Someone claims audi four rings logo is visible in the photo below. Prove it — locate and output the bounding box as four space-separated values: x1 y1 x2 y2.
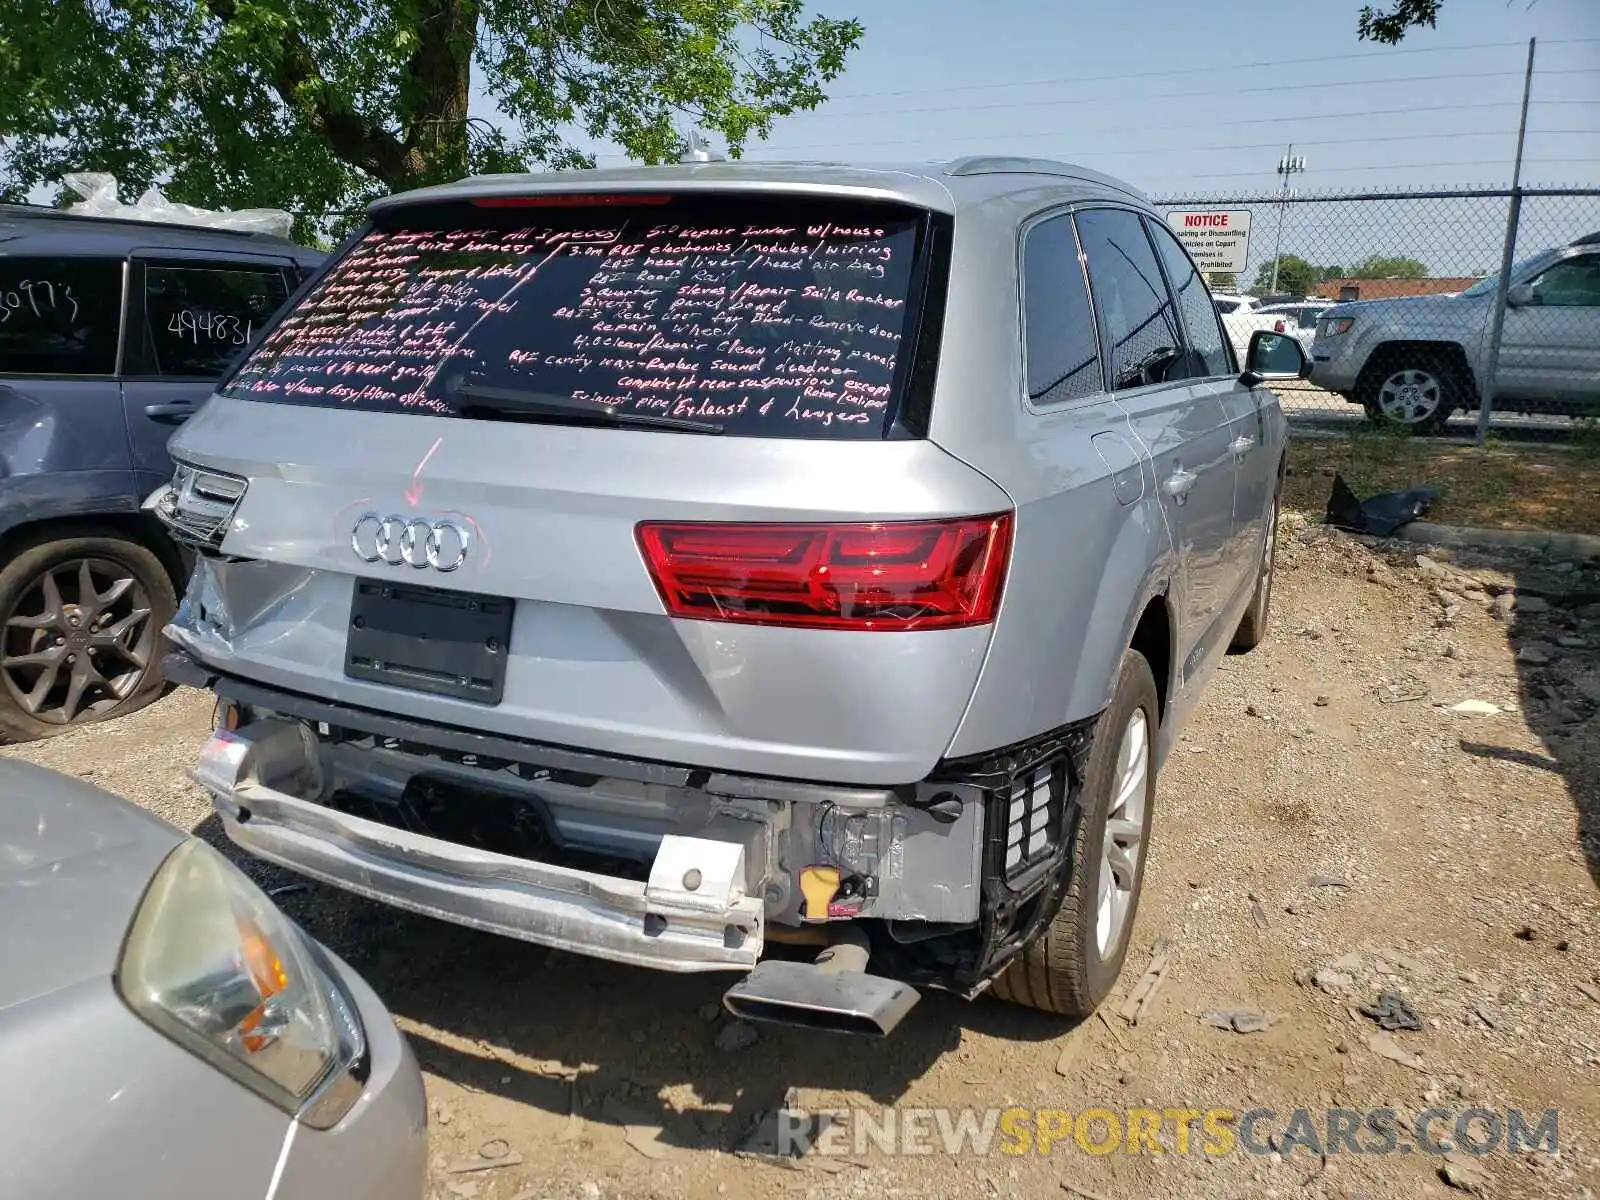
351 513 471 572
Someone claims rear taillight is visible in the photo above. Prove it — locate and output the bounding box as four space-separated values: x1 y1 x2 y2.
1274 319 1287 332
636 514 1013 631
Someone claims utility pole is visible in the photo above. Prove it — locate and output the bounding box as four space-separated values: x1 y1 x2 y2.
1474 38 1537 445
1269 146 1307 294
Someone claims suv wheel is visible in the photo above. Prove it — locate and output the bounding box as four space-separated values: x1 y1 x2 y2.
1230 484 1279 652
1359 355 1461 434
990 649 1159 1016
0 532 177 743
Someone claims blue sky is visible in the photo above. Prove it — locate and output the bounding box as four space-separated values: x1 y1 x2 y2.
571 0 1600 196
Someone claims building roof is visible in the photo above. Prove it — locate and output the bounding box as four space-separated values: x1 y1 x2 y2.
1312 277 1482 301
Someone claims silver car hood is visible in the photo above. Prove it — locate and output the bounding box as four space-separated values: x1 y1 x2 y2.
0 760 182 1012
1320 293 1475 321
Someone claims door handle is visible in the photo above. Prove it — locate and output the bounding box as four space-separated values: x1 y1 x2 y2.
1163 468 1198 503
144 402 197 424
1229 435 1256 455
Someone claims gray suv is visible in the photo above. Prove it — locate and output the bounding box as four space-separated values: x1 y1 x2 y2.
1310 230 1600 432
151 158 1300 1034
0 205 322 740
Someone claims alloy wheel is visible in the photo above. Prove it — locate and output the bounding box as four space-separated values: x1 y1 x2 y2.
1095 706 1151 957
1377 368 1443 424
1 558 156 725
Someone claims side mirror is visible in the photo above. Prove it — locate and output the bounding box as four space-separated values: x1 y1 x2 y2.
1506 282 1538 308
1242 329 1310 384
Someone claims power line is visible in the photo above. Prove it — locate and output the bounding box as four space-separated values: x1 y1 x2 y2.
823 37 1600 103
750 100 1600 155
1172 158 1598 182
779 67 1600 122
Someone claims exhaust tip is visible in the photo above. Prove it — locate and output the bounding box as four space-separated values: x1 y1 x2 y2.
722 960 920 1038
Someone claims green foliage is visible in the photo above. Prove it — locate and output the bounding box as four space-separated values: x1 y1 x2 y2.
1320 265 1346 281
1251 253 1320 296
1205 271 1238 292
1357 0 1442 44
1349 253 1429 280
0 0 862 241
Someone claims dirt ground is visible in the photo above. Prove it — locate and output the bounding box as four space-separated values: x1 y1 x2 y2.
6 514 1599 1200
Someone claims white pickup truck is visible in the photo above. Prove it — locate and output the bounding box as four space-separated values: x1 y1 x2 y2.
1213 293 1296 363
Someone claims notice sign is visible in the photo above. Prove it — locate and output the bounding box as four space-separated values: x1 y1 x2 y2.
1167 209 1253 275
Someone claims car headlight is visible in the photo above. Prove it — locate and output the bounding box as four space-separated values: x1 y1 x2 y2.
117 840 366 1127
1316 317 1354 338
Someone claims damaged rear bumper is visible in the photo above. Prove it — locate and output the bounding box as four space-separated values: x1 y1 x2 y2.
196 721 766 973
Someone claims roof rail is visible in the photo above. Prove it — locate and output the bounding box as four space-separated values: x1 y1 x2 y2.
942 156 1148 202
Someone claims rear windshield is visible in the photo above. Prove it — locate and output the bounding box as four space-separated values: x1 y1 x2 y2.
221 193 939 439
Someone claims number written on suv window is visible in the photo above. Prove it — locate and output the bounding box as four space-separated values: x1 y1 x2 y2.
0 257 123 376
136 263 292 378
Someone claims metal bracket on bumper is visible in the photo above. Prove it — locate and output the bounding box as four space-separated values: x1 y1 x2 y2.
195 723 765 973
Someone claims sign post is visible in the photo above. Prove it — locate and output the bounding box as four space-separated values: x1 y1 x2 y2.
1165 210 1253 281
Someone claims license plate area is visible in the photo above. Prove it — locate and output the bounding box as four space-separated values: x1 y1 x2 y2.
345 580 513 704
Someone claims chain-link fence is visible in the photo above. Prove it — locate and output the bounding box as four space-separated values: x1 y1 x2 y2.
1149 186 1600 442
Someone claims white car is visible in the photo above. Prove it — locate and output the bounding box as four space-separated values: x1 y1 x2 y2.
1256 301 1333 351
1213 293 1297 362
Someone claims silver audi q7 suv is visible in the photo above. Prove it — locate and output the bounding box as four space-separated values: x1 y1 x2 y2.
150 158 1301 1035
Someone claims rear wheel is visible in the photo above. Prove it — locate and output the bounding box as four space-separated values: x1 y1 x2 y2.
1358 353 1462 434
990 649 1159 1016
0 533 176 743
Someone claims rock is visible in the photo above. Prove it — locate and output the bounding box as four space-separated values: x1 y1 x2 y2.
1298 625 1324 640
1517 594 1551 613
1315 695 1330 706
1448 699 1500 715
1491 593 1516 620
1573 670 1600 705
1327 953 1365 972
1201 1009 1279 1034
1516 643 1558 665
1368 1031 1426 1071
715 1021 760 1053
1555 634 1588 649
1439 1149 1491 1193
1461 589 1490 605
1360 990 1423 1031
1514 925 1537 941
1441 643 1460 659
1314 969 1355 996
1416 555 1450 579
1309 875 1351 889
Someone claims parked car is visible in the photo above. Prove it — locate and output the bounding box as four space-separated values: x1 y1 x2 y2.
150 156 1304 1035
1310 231 1600 432
0 204 323 741
1257 301 1333 351
1213 292 1297 362
0 757 427 1198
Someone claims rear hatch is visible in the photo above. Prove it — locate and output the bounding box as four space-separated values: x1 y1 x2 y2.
166 184 1013 785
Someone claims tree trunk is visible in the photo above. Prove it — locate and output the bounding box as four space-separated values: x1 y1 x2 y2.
399 0 480 187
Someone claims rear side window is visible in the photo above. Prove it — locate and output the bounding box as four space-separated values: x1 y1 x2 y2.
1146 219 1232 377
1074 209 1184 391
223 195 941 440
1022 214 1102 404
0 257 123 376
134 262 292 378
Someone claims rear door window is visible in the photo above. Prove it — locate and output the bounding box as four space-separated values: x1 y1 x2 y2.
0 257 124 376
1022 213 1103 404
221 195 940 439
1074 209 1186 391
132 262 293 378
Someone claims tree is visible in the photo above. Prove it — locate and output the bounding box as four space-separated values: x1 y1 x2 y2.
1206 271 1238 292
0 0 862 236
1357 0 1442 44
1251 254 1318 297
1349 253 1429 280
1320 265 1346 282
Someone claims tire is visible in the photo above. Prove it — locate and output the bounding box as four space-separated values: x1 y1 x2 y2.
1357 351 1462 435
1230 483 1280 652
990 649 1160 1016
0 531 177 744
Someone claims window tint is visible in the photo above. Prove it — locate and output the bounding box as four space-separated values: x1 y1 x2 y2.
1213 298 1239 315
1023 214 1102 404
0 257 123 375
1074 209 1185 390
137 263 291 378
1529 255 1600 306
1147 218 1232 377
